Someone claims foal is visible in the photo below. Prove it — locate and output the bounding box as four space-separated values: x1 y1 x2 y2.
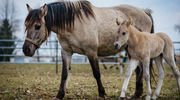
114 18 180 100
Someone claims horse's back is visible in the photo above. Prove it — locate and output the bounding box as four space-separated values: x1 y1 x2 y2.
156 32 173 48
92 5 153 56
114 5 152 32
61 5 154 56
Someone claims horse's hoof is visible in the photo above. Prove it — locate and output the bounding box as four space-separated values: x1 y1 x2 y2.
134 91 143 98
99 88 106 97
110 66 114 69
52 97 60 100
97 96 105 100
130 95 140 99
99 94 105 98
145 95 151 100
99 92 106 99
56 91 65 100
118 97 127 100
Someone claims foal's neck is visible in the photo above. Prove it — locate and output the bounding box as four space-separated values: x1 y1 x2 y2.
127 25 141 48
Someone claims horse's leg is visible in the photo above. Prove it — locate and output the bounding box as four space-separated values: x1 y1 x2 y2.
164 51 180 94
103 63 107 70
126 49 143 98
119 59 139 99
142 58 151 100
120 65 124 74
87 53 106 98
101 58 107 70
134 64 143 98
115 57 120 70
152 56 164 100
57 49 72 99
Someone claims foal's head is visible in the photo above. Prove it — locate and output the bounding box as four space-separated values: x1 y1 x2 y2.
23 4 48 56
114 18 132 49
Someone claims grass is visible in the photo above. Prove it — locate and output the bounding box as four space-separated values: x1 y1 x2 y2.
0 64 180 100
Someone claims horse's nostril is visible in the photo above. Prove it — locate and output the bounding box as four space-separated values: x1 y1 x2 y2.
23 47 30 54
114 44 119 49
26 48 30 53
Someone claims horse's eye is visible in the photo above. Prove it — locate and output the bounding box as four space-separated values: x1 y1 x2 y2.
35 25 41 30
122 32 126 35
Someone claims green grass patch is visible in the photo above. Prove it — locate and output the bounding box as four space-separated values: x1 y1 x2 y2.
0 64 180 100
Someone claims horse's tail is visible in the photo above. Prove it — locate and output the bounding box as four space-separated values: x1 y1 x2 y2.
144 9 154 34
144 9 157 86
174 48 177 62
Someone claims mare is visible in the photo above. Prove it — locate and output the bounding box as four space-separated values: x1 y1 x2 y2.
22 0 154 99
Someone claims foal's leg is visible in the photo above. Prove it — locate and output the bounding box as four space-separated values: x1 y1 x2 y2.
119 59 139 99
164 51 180 94
57 49 72 99
152 56 165 100
142 58 151 100
87 53 106 98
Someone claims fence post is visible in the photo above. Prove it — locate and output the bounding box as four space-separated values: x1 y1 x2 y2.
37 50 40 62
56 40 58 74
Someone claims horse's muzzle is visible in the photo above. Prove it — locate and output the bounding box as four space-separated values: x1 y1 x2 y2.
114 42 120 50
114 44 119 49
23 40 37 57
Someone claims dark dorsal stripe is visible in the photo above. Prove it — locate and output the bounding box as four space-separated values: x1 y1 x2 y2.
25 0 95 32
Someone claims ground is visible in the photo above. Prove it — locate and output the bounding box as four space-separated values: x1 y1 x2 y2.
0 64 180 100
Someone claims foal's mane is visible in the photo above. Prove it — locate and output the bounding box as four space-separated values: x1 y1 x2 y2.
25 0 95 32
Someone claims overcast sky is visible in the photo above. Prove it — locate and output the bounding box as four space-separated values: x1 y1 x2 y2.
2 0 180 42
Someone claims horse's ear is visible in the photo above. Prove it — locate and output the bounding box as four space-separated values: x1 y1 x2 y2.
116 18 121 26
126 17 132 27
40 4 48 17
26 4 32 12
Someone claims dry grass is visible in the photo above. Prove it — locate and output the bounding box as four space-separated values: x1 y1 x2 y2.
0 64 180 100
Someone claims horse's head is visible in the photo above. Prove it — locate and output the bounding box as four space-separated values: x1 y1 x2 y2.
114 18 132 49
23 4 48 56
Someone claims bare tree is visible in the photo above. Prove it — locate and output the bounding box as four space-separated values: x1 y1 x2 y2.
175 24 180 33
0 0 20 33
0 0 19 61
175 17 180 34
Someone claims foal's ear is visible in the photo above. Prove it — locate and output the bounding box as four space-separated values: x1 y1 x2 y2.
26 4 33 12
40 4 48 17
126 17 132 27
116 18 121 26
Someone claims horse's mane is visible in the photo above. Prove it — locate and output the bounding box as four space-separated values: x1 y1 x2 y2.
25 0 95 32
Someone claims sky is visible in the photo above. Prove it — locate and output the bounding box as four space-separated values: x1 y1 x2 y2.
0 0 180 44
3 0 179 42
0 0 179 57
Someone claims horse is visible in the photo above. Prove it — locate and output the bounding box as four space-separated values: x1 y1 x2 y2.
114 18 180 100
22 0 154 99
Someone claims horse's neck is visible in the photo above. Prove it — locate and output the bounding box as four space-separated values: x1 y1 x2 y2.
127 26 141 48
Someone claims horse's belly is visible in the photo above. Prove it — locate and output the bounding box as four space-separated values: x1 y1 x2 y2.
98 48 119 56
97 44 125 56
150 37 164 58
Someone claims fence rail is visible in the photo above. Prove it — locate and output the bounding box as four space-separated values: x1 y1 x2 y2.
0 39 180 64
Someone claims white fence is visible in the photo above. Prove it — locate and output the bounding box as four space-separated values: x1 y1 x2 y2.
0 40 180 64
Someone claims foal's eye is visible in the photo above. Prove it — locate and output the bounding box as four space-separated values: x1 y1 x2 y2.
122 32 126 35
35 25 41 30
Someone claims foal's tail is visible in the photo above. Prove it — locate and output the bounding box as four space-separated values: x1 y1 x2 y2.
144 9 157 86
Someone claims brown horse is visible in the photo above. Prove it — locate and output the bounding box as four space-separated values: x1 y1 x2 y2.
115 18 180 100
22 0 154 99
